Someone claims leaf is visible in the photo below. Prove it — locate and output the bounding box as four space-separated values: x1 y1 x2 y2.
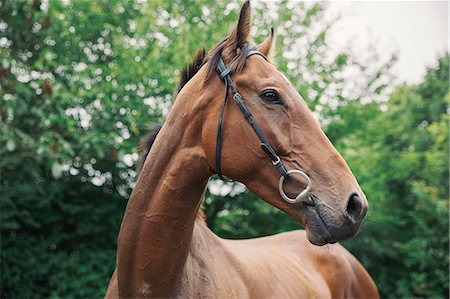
6 140 15 152
51 162 63 179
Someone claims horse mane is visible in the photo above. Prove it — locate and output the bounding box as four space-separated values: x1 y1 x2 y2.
177 40 255 94
137 124 207 223
137 123 163 173
177 49 207 93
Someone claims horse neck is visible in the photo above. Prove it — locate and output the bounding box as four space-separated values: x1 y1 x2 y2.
116 88 213 298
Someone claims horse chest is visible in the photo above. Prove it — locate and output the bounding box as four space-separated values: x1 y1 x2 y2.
177 240 332 299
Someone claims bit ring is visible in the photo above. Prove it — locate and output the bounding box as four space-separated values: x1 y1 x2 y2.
279 170 312 204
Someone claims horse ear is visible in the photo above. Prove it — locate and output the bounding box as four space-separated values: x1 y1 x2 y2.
257 27 275 59
228 0 251 48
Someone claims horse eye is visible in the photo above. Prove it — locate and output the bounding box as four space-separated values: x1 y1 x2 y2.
260 90 283 105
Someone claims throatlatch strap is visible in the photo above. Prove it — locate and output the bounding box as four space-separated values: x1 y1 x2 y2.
215 50 289 179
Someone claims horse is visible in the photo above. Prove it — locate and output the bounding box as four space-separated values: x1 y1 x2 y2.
105 2 379 298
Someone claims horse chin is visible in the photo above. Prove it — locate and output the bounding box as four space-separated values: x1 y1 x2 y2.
302 205 337 246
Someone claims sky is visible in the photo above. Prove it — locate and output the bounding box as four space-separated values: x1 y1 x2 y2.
326 1 448 84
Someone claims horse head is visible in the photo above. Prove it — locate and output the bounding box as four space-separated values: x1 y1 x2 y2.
178 1 368 246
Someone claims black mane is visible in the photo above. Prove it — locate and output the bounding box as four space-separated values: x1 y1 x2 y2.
137 123 163 173
177 49 207 93
176 41 256 94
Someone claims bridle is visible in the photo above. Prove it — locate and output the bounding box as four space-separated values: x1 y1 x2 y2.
215 48 312 205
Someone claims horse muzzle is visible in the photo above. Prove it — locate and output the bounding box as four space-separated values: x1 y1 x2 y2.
299 193 368 246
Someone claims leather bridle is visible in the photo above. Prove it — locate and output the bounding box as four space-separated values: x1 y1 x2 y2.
215 48 313 205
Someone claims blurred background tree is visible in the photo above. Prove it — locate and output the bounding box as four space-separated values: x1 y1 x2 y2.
0 0 448 298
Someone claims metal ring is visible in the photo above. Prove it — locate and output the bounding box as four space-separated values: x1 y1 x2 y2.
278 170 312 204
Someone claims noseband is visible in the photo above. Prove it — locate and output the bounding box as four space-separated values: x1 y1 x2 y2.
215 49 312 205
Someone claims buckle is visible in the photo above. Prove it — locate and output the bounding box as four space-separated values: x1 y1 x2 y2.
272 156 281 166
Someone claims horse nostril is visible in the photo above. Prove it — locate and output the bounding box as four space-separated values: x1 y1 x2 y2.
345 193 363 223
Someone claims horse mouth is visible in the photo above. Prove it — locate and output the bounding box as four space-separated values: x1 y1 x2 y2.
301 204 338 246
299 198 363 246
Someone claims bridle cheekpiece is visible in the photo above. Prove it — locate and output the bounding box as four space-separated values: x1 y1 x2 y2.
215 47 313 205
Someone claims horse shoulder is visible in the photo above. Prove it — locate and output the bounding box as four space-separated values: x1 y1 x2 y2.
252 229 379 299
341 248 379 299
305 239 379 299
178 222 250 298
221 230 334 298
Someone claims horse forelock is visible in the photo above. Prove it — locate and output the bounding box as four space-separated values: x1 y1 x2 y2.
203 40 254 82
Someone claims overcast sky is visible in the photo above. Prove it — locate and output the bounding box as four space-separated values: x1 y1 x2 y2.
326 1 448 84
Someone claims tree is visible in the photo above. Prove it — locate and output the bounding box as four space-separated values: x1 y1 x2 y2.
341 55 449 298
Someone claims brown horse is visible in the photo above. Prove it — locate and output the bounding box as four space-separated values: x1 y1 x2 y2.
105 2 378 298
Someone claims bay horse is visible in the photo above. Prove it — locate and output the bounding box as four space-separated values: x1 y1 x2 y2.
105 2 379 298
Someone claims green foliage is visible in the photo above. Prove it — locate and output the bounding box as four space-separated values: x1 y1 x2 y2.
2 0 153 297
1 0 448 298
341 55 449 299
